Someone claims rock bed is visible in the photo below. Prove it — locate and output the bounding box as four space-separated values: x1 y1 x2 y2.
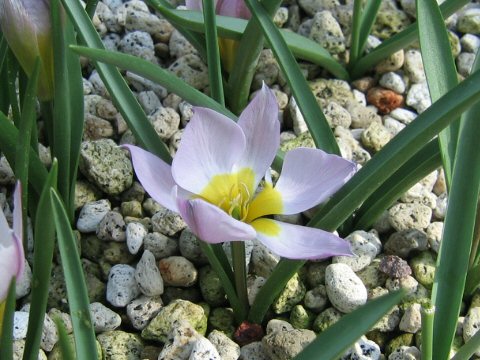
2 0 480 359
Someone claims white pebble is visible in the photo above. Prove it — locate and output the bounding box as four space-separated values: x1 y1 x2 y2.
126 222 147 254
89 302 122 332
135 250 164 296
106 264 140 307
76 199 111 233
325 263 367 313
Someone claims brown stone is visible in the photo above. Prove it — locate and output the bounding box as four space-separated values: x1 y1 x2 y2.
233 321 264 346
367 87 404 114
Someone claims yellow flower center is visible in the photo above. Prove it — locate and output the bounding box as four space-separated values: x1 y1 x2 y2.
199 168 284 223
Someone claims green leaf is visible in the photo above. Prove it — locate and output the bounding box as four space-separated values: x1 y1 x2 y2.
160 9 348 80
70 46 235 119
417 0 459 190
51 189 98 360
421 303 435 360
227 0 281 114
202 0 225 105
352 140 442 231
294 290 405 360
452 329 480 360
84 0 99 19
23 162 58 360
431 55 480 360
245 0 339 154
60 0 171 164
0 280 16 360
54 321 75 360
0 112 48 197
350 0 469 78
0 32 8 73
6 50 20 126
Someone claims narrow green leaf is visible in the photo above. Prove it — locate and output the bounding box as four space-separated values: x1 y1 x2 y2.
421 303 435 360
350 0 469 78
198 242 246 322
0 33 8 75
227 0 281 114
6 50 20 126
0 112 47 197
60 0 171 164
294 290 405 360
0 280 16 359
417 0 459 190
431 56 480 360
158 9 348 80
84 0 99 19
23 162 58 360
245 0 339 154
15 58 40 245
452 328 480 360
356 0 381 58
352 140 442 231
202 0 225 105
50 189 98 360
51 0 72 218
53 317 75 360
145 0 207 60
348 0 363 66
465 262 480 297
70 46 235 119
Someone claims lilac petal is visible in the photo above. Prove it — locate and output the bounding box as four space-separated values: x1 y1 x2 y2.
172 107 245 195
0 232 24 300
235 84 280 187
274 148 356 214
123 145 178 212
251 218 353 260
177 197 256 244
216 0 251 19
185 0 203 11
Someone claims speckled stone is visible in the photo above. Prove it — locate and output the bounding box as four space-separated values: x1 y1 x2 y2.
272 274 306 314
250 241 280 278
388 203 432 231
239 341 271 360
141 299 207 343
406 82 431 113
304 285 328 313
325 263 368 313
97 330 144 360
372 2 411 40
106 264 141 307
77 199 111 233
135 250 164 296
159 256 198 287
312 307 343 332
79 139 133 195
198 265 226 307
75 180 102 210
457 7 480 34
426 222 443 253
262 328 316 360
309 79 354 107
144 232 178 259
409 251 436 289
379 255 412 279
463 307 480 356
289 304 314 329
97 211 126 242
375 50 405 74
342 336 381 360
90 302 122 333
148 107 180 141
168 54 209 90
333 230 382 271
346 100 382 129
151 207 187 236
323 101 352 128
126 222 147 254
384 229 429 258
399 303 422 333
309 10 345 54
208 330 241 360
118 30 156 62
388 345 421 360
179 228 209 265
208 308 235 336
126 295 163 330
247 276 266 306
361 120 393 151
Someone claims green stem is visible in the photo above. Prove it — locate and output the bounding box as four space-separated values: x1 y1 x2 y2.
421 303 435 360
232 241 249 318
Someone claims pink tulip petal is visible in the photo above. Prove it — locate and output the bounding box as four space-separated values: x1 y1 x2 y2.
0 231 24 300
177 197 256 244
216 0 251 19
274 148 356 214
123 145 178 212
172 108 245 195
251 218 352 260
185 0 203 11
236 84 280 188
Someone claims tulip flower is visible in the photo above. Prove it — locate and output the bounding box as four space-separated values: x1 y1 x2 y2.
0 183 25 330
185 0 250 72
125 86 355 260
0 0 54 100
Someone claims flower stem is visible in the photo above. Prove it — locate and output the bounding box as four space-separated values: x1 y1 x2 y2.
421 303 435 360
231 241 249 318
